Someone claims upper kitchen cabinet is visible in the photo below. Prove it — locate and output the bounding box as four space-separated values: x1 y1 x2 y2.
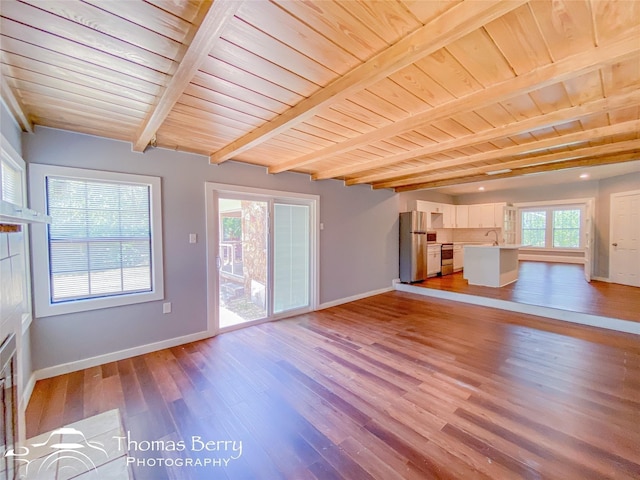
455 205 469 228
468 204 497 228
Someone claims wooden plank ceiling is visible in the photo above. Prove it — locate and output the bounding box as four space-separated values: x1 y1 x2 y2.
1 0 639 191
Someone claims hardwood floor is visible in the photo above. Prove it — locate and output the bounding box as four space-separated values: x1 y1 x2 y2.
27 292 640 479
414 261 640 323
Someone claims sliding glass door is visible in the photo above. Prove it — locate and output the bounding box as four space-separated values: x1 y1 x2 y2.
206 184 318 333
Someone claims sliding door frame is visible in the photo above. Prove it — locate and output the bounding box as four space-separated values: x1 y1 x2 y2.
205 182 319 335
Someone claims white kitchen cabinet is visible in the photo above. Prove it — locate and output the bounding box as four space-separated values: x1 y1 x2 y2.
468 203 497 228
453 244 464 272
427 244 441 277
442 203 455 228
455 205 468 228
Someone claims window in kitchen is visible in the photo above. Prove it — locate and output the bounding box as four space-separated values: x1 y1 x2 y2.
519 204 583 249
29 165 164 317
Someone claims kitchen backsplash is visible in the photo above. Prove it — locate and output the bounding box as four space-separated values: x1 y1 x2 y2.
452 228 503 244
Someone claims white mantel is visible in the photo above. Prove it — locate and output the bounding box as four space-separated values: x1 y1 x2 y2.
463 245 521 287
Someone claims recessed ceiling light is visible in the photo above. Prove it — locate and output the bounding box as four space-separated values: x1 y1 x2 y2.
478 186 485 191
579 173 590 179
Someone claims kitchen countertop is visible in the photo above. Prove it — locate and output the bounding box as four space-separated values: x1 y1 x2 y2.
464 244 522 249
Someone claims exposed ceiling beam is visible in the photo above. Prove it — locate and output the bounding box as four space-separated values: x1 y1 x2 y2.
347 118 640 186
0 69 33 133
392 152 640 192
375 140 640 190
132 0 242 152
302 31 640 180
209 0 527 165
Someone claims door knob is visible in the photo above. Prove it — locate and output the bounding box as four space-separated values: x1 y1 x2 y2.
612 243 618 247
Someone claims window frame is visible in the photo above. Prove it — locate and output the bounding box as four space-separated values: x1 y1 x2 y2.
516 200 587 251
29 164 164 317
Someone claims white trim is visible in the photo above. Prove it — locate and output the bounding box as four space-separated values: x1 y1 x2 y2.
518 254 584 264
395 283 640 336
592 276 610 282
33 330 213 380
514 198 594 207
318 285 394 310
28 164 164 317
205 182 320 333
20 372 36 414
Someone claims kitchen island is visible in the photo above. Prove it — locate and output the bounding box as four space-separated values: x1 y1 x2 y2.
463 244 521 287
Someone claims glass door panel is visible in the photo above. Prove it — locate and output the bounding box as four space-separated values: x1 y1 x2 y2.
274 203 310 314
218 197 268 328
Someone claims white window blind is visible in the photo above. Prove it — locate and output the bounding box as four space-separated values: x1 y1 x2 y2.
46 176 153 303
1 157 22 205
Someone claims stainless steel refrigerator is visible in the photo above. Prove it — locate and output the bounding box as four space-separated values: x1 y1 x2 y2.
399 211 428 283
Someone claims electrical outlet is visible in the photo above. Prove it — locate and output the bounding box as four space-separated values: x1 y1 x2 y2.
189 233 197 244
163 302 171 314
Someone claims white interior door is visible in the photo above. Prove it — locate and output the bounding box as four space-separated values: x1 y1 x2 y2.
610 191 640 287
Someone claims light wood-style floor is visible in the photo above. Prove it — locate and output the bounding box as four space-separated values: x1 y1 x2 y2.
27 292 640 480
414 261 640 323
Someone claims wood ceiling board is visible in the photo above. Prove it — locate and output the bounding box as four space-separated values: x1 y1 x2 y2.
328 97 398 128
0 37 163 97
276 129 338 151
82 0 193 43
349 89 412 122
528 0 595 61
579 112 613 131
13 81 148 120
212 38 318 97
396 131 436 149
473 104 518 128
413 48 483 98
212 0 527 165
221 18 335 87
445 28 516 87
337 0 422 44
1 62 155 108
1 1 174 73
562 70 605 106
400 0 463 25
175 94 267 127
301 117 362 141
146 0 204 24
528 83 573 115
388 64 454 107
273 0 388 61
191 71 288 114
21 0 184 60
272 30 639 175
483 3 551 75
132 0 243 152
32 117 133 142
450 112 496 134
609 106 640 124
381 135 423 152
292 123 350 144
314 108 377 136
168 103 255 133
430 118 474 139
182 84 276 121
591 0 640 45
0 19 168 85
312 89 640 180
499 93 543 121
198 56 304 107
601 56 640 95
235 0 360 76
25 101 142 132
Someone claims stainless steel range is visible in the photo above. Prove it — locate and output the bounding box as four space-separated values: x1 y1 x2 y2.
441 243 454 276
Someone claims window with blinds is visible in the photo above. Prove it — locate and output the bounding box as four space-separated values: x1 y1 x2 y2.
29 164 163 317
46 177 152 302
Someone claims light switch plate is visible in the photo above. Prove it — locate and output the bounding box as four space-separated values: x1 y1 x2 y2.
163 302 171 314
189 233 197 243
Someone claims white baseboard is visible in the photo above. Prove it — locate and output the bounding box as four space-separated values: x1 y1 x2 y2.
34 330 214 381
318 285 394 310
518 254 584 264
395 283 640 336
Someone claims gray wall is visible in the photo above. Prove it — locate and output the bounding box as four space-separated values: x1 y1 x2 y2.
23 127 399 370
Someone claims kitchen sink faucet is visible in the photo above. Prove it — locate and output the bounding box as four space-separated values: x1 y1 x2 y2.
485 229 499 246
